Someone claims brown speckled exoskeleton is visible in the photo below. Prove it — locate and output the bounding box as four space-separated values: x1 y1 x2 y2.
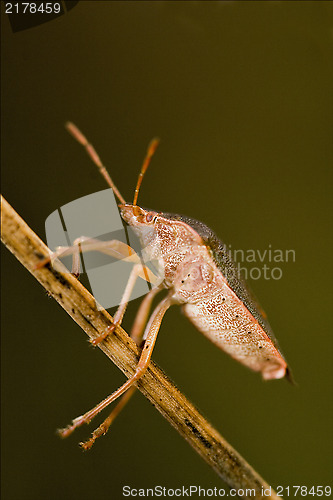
41 123 293 449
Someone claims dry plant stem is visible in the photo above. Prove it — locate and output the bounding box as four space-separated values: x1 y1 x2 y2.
1 195 281 500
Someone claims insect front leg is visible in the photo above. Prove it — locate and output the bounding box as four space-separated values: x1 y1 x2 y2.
57 294 174 443
35 236 140 276
80 284 164 450
90 262 160 345
36 236 160 345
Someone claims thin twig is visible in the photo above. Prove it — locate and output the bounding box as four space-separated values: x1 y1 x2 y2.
1 195 281 500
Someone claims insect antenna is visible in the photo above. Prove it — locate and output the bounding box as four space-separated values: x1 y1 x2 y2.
65 122 126 205
133 137 160 207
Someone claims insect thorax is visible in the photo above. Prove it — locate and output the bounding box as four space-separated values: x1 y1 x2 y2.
136 215 219 302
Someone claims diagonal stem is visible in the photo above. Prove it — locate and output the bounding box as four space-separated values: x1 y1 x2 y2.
1 195 282 500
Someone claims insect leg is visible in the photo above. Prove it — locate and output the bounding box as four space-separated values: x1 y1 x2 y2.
36 236 159 285
90 262 158 345
71 239 82 277
80 285 164 450
35 237 137 271
130 284 164 345
58 294 174 440
79 387 137 450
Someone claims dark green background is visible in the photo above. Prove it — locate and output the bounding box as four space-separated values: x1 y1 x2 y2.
1 2 332 499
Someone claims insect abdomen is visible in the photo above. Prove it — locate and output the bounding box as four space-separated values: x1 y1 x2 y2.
182 286 287 380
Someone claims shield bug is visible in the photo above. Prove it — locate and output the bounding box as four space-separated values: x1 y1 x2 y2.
39 123 293 449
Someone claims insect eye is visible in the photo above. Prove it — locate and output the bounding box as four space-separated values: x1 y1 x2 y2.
146 213 157 223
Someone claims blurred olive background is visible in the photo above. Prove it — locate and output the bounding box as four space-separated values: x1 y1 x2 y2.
1 2 332 499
